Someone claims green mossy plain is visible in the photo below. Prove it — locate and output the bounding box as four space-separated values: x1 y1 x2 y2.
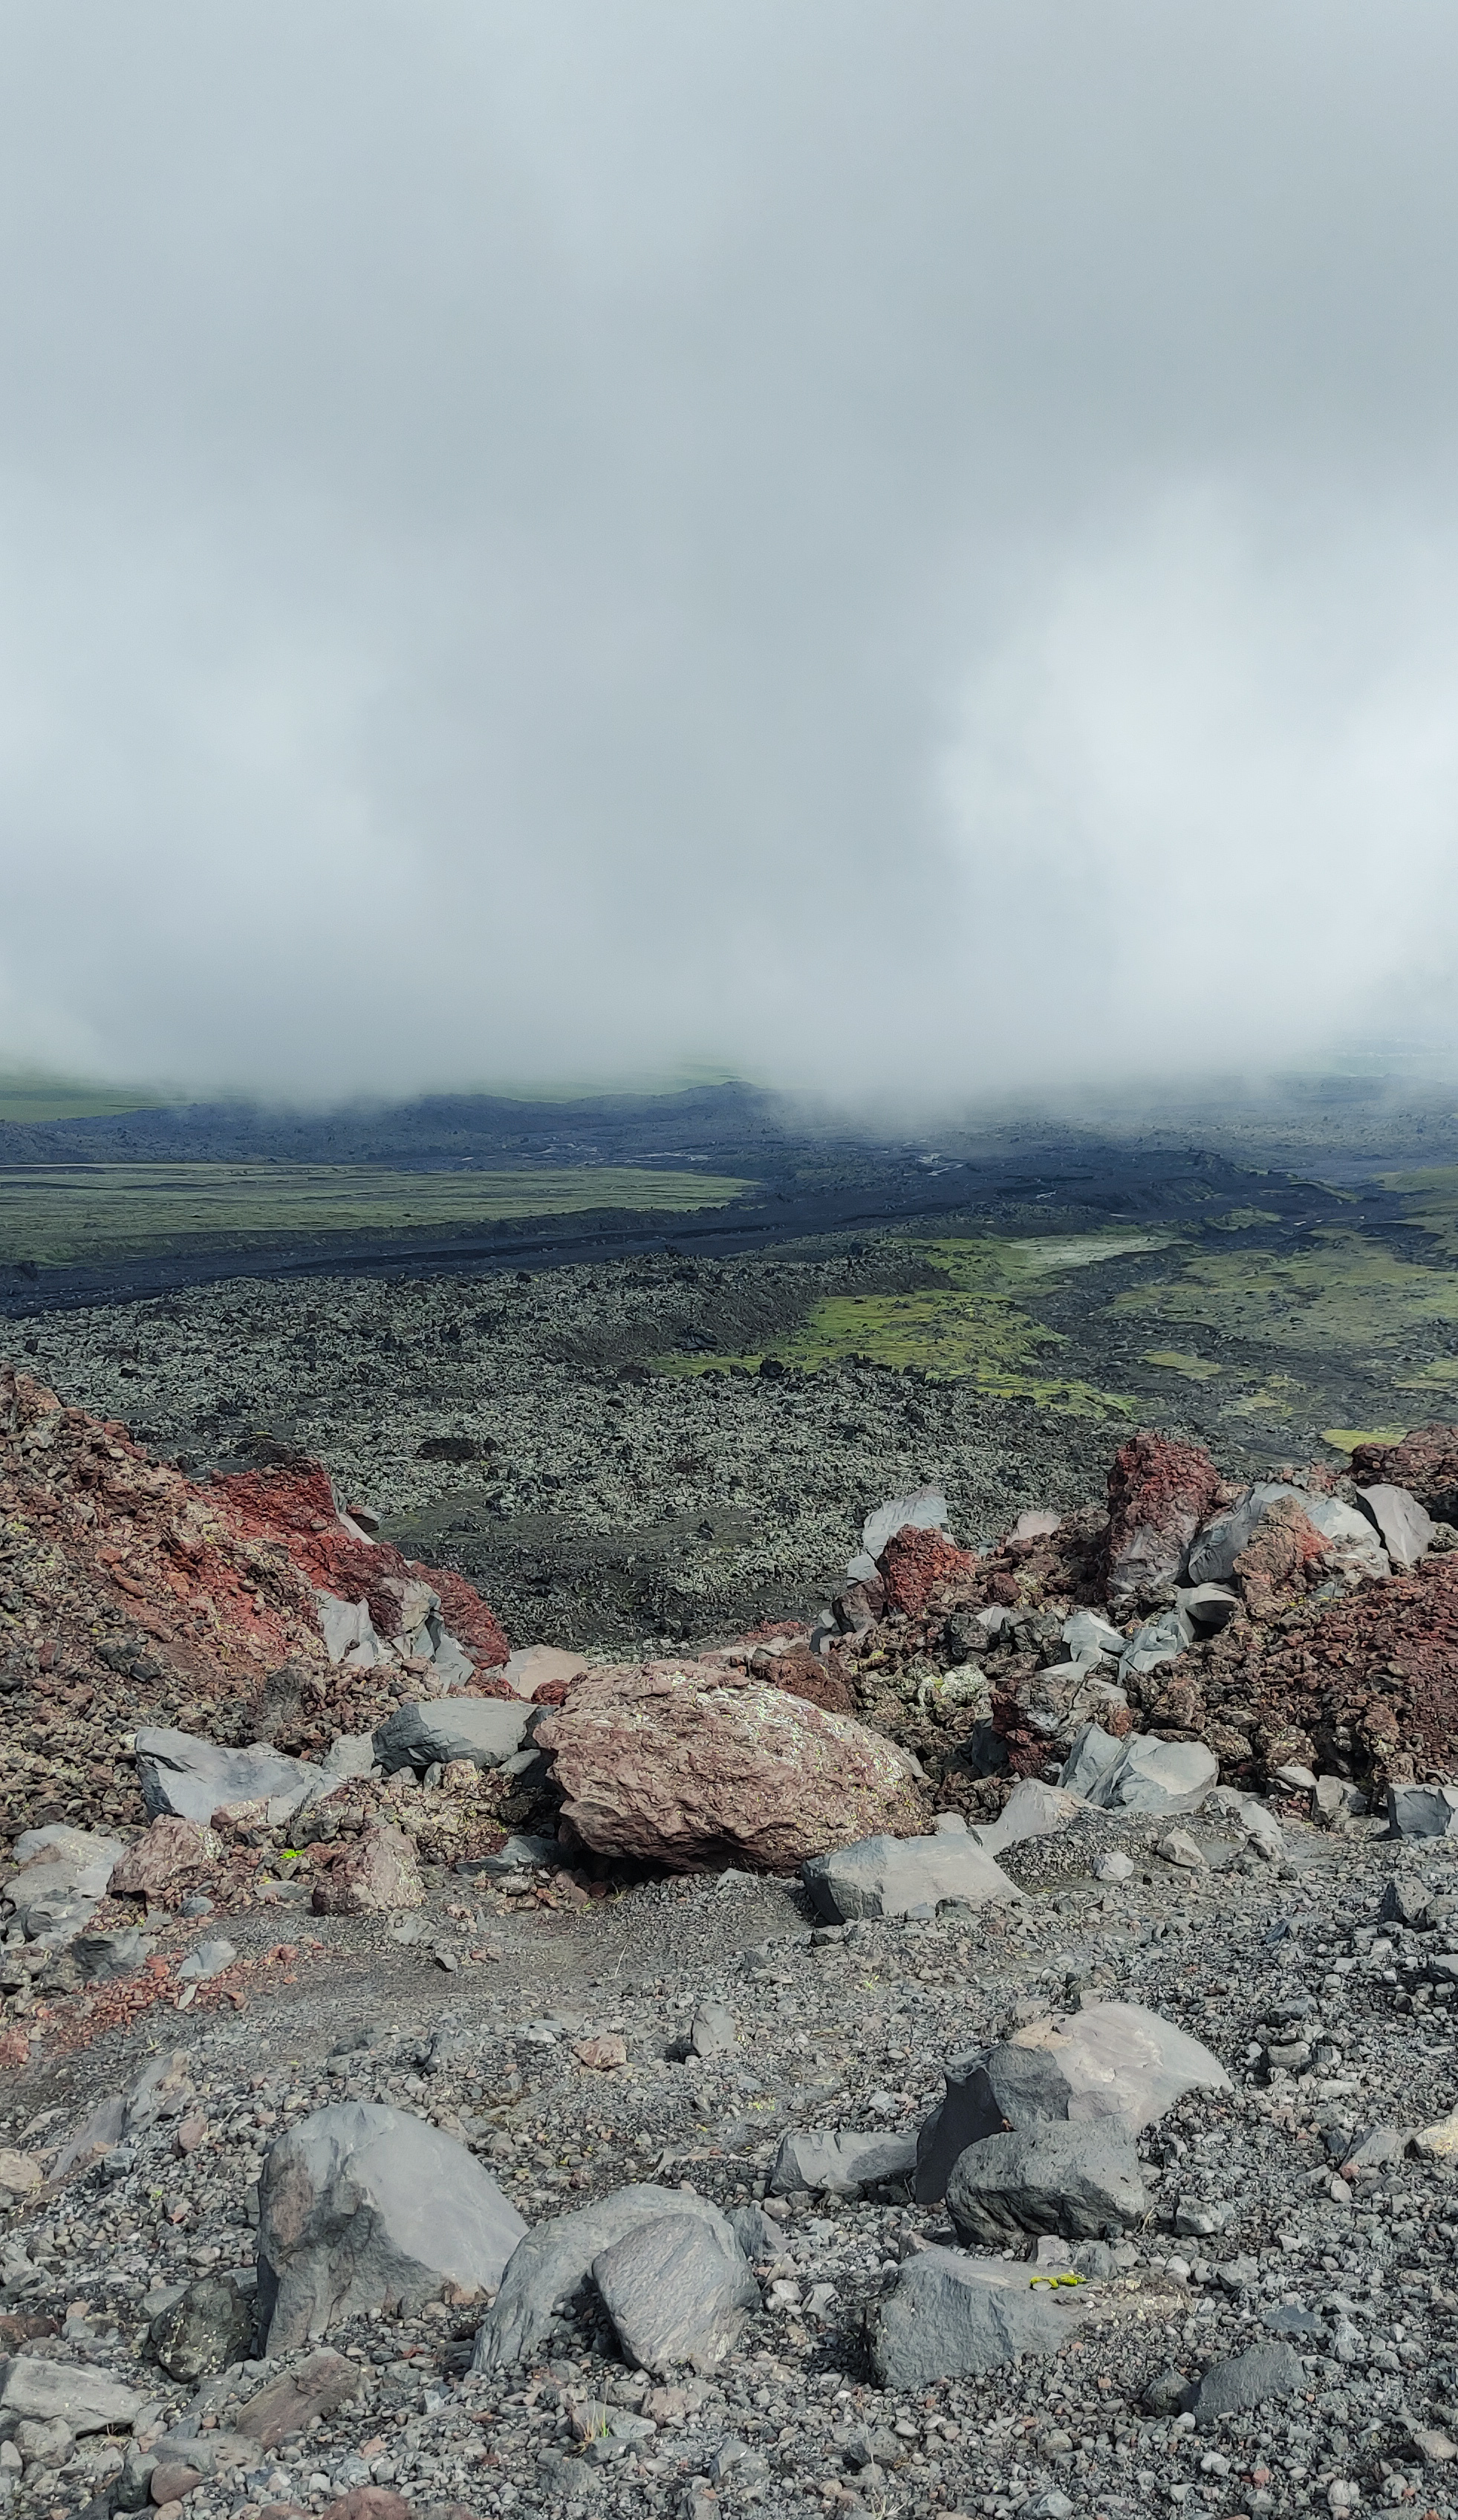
0 1161 755 1265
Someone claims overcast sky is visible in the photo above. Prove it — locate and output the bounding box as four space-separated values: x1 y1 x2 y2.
2 1 1457 1107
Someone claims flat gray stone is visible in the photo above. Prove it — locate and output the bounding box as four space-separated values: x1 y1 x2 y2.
769 2128 917 2196
373 1697 530 1776
257 2101 527 2349
1061 1610 1125 1665
851 1485 950 1579
0 2357 142 2431
314 1593 383 1666
135 1729 327 1825
68 1927 153 1983
321 1733 377 1782
6 1825 125 1911
689 2002 738 2059
177 1937 236 1983
971 1778 1084 1859
590 2212 760 2374
1082 1735 1216 1816
1118 1608 1193 1683
1175 1583 1241 1632
869 2249 1077 2390
946 2120 1147 2246
1388 1783 1458 1840
1189 2339 1306 2423
801 1831 1021 1924
474 2186 743 2374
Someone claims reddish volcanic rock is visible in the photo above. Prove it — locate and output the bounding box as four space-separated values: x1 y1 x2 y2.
310 1824 423 1915
1231 1494 1327 1620
876 1525 977 1617
1232 1548 1458 1787
0 1365 510 1840
109 1816 221 1900
755 1649 856 1717
1351 1422 1458 1517
536 1658 926 1869
1105 1431 1223 1605
211 1462 509 1670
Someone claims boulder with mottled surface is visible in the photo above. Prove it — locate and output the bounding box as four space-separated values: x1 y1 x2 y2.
536 1660 925 1869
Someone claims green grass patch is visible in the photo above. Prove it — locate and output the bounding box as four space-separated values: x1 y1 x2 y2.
0 1162 756 1265
0 1071 174 1123
1207 1207 1283 1232
1143 1349 1223 1380
1108 1227 1458 1357
1321 1426 1411 1454
655 1232 1145 1418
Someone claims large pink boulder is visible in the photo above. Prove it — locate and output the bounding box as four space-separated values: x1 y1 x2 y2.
535 1660 927 1870
1105 1432 1223 1606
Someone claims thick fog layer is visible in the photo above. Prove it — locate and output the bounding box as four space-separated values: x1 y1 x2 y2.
2 2 1457 1101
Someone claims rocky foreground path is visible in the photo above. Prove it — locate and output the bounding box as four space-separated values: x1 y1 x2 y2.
0 1808 1454 2520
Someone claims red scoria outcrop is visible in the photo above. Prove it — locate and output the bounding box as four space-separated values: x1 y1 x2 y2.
1104 1431 1225 1605
876 1524 977 1618
0 1365 509 1842
1351 1422 1458 1519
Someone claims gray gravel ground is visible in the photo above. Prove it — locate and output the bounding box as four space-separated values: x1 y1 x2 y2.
1 1808 1458 2519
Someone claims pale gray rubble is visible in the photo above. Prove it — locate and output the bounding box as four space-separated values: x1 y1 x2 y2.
801 1823 1022 1923
370 1695 531 1775
134 1730 328 1826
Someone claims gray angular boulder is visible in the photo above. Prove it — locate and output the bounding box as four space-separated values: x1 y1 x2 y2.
135 1728 327 1825
769 2128 917 2196
847 1485 949 1580
1058 1723 1126 1799
151 2273 255 2381
1061 1609 1125 1665
946 2120 1147 2245
1388 1782 1458 1839
474 2184 744 2373
590 2212 760 2373
372 1697 530 1776
801 1830 1021 1923
971 1779 1084 1859
1190 2339 1306 2423
914 2003 1228 2201
257 2101 526 2348
1188 1483 1388 1586
689 2002 738 2059
1355 1483 1434 1569
870 2249 1078 2390
1081 1735 1216 1816
1118 1607 1194 1683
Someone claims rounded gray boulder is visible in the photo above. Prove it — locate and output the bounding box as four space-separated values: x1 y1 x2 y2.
256 2100 527 2349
